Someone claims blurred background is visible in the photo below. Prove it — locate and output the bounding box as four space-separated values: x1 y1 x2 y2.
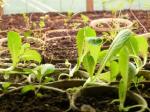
3 0 150 14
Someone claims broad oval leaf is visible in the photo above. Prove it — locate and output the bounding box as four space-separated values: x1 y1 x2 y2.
86 37 103 46
40 64 55 76
2 82 12 90
82 53 95 78
86 37 103 62
20 49 41 63
76 27 96 59
21 85 35 94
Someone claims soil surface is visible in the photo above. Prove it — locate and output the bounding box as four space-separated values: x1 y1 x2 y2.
43 36 77 62
1 10 150 67
1 10 150 33
75 91 140 112
131 82 150 108
0 88 70 112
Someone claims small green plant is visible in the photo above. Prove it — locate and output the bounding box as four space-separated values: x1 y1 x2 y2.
22 13 30 29
73 26 148 111
0 31 41 73
81 14 89 24
67 27 100 77
25 64 55 83
0 82 12 93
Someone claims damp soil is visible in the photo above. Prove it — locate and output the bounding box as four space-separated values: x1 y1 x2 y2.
1 10 150 66
43 36 77 62
0 37 44 55
44 29 77 39
131 82 150 108
39 68 88 84
0 50 40 83
1 10 150 33
0 88 70 112
75 91 139 112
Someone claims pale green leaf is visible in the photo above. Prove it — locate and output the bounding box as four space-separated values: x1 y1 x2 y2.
76 27 96 60
82 53 95 78
8 31 22 66
21 85 35 94
20 49 41 63
2 82 12 90
40 64 55 75
81 14 89 24
96 29 132 76
86 37 103 62
118 47 129 109
136 36 148 60
99 72 110 82
110 61 119 81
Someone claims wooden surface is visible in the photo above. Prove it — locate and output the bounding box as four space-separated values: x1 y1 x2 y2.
86 0 93 11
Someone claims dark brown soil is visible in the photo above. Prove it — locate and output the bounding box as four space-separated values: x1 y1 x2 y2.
43 36 77 62
131 82 150 108
0 37 44 53
51 19 85 30
0 50 40 83
1 10 150 33
0 87 70 112
44 29 77 39
75 91 139 112
1 10 150 67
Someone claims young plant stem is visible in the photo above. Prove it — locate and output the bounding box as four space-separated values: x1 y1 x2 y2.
0 66 14 73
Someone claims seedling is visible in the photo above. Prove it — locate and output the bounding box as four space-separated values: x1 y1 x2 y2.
81 14 89 25
0 82 12 93
0 31 41 74
73 26 148 111
23 13 30 29
25 64 55 83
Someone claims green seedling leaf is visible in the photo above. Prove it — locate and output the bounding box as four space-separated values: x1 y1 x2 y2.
86 37 103 62
21 85 35 94
118 47 129 110
81 14 89 24
22 43 30 49
119 79 125 110
87 37 102 45
36 92 43 97
110 61 119 81
2 82 11 90
99 72 110 82
44 77 54 83
82 53 95 78
98 50 108 63
70 27 97 77
23 31 32 38
136 35 148 64
8 31 22 66
76 27 96 61
96 29 132 76
40 64 55 76
20 49 41 63
34 64 55 82
128 62 137 86
20 43 30 55
39 20 45 28
126 35 138 55
126 35 148 70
